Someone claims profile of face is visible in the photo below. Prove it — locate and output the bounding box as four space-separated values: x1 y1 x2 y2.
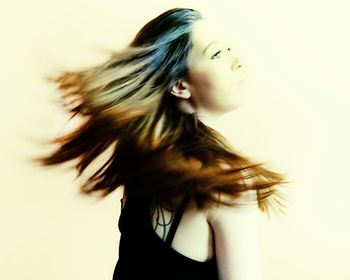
171 19 247 119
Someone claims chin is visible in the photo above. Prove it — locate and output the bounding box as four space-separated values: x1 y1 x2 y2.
227 94 245 110
221 102 242 114
230 103 243 111
232 87 247 106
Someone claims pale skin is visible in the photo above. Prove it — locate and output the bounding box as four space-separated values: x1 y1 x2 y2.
169 19 263 280
171 19 248 126
121 19 262 280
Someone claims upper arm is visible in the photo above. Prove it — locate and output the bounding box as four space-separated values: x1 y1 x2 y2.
207 191 263 280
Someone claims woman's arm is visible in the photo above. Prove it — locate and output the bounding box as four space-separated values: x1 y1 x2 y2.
206 191 263 280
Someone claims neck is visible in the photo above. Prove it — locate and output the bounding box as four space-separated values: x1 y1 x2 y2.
196 110 227 130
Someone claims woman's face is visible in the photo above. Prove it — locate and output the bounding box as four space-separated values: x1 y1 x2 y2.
173 19 247 118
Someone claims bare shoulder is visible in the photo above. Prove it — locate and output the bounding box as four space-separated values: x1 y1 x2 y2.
205 190 263 280
206 161 260 223
206 190 261 223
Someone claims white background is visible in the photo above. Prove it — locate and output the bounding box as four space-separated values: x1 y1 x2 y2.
1 0 349 279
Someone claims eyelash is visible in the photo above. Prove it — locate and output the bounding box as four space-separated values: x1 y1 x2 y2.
211 47 231 59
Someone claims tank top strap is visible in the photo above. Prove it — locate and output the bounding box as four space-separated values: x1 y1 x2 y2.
165 194 191 246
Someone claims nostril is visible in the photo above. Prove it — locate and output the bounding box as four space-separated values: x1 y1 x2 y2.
231 63 242 71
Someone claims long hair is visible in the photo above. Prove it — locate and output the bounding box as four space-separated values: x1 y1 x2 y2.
31 7 291 217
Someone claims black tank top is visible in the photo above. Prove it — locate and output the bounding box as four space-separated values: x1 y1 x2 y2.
113 194 218 279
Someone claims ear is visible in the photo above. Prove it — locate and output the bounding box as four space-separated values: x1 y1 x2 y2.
170 79 191 99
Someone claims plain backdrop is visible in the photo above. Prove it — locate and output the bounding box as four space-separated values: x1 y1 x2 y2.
1 0 349 279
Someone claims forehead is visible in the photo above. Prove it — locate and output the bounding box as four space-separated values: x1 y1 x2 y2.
190 20 232 53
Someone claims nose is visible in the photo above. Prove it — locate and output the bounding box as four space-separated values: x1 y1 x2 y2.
231 62 242 71
226 44 247 81
230 58 243 71
230 56 247 82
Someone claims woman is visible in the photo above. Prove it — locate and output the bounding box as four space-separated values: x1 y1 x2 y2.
33 7 290 280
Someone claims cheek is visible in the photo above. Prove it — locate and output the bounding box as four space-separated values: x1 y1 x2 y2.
189 73 221 109
189 63 240 104
189 70 214 96
189 62 226 91
215 65 244 96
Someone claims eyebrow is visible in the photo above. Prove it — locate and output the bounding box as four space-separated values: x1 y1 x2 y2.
203 41 220 54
